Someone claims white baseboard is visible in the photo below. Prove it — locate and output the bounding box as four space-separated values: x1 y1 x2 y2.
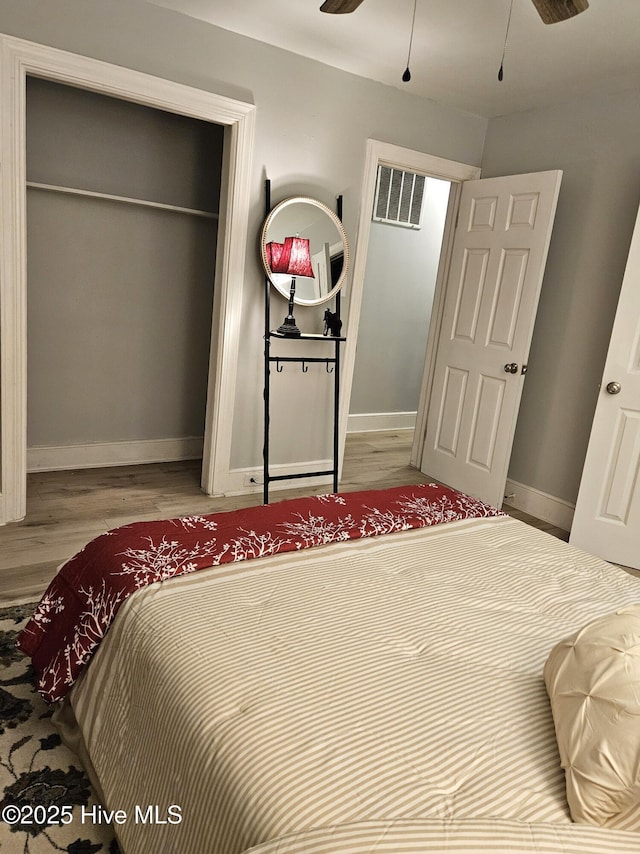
226 460 333 496
504 478 574 532
27 436 204 472
347 411 416 433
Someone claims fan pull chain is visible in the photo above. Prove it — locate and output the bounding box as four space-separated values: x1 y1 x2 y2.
498 0 514 81
402 0 418 82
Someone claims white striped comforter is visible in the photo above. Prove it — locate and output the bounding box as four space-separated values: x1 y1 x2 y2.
64 515 640 853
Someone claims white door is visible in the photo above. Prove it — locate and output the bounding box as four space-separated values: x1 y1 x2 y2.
570 204 640 569
421 171 562 507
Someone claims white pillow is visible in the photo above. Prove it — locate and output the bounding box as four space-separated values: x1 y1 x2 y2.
544 603 640 828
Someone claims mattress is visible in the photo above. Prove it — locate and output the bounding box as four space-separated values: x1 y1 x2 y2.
60 514 640 853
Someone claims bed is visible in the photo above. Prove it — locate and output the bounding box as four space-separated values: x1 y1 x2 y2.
18 483 640 853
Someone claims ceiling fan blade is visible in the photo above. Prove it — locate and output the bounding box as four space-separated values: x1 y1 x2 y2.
320 0 366 13
530 0 589 24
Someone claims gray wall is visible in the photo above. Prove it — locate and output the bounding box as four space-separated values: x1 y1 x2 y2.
350 177 450 418
2 2 636 504
26 78 223 448
1 2 633 502
482 88 640 504
0 0 487 470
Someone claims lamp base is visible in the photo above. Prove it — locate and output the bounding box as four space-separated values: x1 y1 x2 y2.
276 316 301 337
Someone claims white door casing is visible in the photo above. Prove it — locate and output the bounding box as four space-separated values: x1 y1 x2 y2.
420 171 562 507
0 35 255 525
570 203 640 570
340 140 481 475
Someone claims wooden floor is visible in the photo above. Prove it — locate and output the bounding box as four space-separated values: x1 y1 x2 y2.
0 430 568 603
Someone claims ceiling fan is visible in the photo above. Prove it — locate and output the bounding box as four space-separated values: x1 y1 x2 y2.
320 0 589 25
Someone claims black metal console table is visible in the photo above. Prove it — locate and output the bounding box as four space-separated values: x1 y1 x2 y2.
263 329 345 504
262 180 346 504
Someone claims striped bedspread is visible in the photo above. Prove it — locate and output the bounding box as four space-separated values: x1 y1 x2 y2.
19 482 501 703
61 514 640 854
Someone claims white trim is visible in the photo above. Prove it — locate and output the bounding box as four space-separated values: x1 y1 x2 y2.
504 478 574 532
341 140 480 479
347 412 416 433
27 438 204 473
226 462 333 496
0 34 255 523
201 111 255 498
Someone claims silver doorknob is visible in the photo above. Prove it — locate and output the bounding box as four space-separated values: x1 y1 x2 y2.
606 381 621 395
504 363 519 374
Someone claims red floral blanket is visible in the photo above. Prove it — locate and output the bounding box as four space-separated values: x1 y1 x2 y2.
18 483 503 703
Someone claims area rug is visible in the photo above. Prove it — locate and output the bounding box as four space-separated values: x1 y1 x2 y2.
0 602 119 853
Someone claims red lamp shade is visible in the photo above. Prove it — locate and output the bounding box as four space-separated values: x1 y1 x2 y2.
266 241 287 273
266 237 314 277
285 237 314 278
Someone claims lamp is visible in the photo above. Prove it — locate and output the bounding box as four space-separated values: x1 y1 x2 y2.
266 236 314 337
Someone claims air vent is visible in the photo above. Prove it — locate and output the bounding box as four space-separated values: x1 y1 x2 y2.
373 166 425 228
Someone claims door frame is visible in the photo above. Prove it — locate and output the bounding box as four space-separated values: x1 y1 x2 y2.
0 34 255 524
569 200 640 568
340 139 480 472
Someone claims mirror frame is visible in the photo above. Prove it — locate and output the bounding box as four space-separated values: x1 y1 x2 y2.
260 196 349 306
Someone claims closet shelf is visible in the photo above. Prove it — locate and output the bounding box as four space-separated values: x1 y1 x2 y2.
26 181 219 221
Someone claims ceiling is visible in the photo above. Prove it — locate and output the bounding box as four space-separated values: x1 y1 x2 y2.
143 0 640 117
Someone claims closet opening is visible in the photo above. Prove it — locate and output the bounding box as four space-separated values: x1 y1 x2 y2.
25 77 224 487
0 36 255 526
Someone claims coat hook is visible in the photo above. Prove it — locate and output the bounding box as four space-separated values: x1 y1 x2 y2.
301 360 309 373
326 360 334 374
276 360 283 372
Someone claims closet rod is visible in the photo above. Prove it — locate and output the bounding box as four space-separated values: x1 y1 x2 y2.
26 181 219 221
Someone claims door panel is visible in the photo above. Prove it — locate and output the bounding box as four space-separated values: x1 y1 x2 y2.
436 367 468 456
421 171 562 507
488 249 528 347
571 205 640 569
453 250 488 340
602 410 640 522
469 375 504 470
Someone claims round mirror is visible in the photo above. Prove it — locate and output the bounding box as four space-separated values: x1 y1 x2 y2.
261 197 349 306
